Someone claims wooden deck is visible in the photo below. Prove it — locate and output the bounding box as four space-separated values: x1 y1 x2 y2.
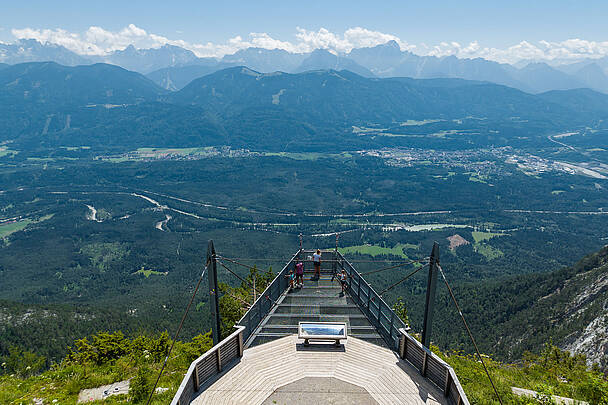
191 334 448 405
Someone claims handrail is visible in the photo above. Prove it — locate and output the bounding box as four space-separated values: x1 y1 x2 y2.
237 250 301 345
336 251 407 351
339 251 469 404
399 328 470 405
171 326 245 405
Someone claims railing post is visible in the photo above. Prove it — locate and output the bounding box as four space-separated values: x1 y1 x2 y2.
422 242 440 349
333 234 338 276
258 293 263 322
238 329 244 357
193 368 199 392
421 350 428 376
444 369 453 396
207 240 221 346
216 346 222 372
357 273 361 303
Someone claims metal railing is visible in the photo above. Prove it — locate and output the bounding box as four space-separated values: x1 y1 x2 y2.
336 251 407 351
399 328 470 405
337 252 469 405
171 326 245 405
237 250 301 345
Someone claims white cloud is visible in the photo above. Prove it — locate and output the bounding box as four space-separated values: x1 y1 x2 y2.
294 27 414 54
9 24 608 64
417 39 608 64
9 24 415 58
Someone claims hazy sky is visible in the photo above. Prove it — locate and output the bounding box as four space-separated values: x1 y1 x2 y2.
2 1 608 62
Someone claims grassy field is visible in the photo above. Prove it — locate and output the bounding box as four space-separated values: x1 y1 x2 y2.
0 219 32 238
472 231 505 243
340 243 416 259
0 215 54 240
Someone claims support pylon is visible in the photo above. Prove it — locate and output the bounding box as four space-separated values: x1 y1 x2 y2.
422 242 439 349
207 240 221 345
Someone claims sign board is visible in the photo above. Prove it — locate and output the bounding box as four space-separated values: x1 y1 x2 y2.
298 322 347 346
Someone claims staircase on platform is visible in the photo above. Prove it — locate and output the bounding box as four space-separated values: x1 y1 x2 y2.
249 268 385 347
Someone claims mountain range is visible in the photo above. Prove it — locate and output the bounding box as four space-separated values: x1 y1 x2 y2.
2 62 608 153
2 39 608 94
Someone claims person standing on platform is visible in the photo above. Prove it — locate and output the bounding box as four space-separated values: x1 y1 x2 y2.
295 261 304 288
313 249 321 280
339 269 348 295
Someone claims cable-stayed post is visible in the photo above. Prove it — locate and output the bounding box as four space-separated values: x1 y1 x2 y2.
422 242 439 349
207 240 221 346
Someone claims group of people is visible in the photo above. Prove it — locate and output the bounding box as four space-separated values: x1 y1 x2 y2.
287 249 349 293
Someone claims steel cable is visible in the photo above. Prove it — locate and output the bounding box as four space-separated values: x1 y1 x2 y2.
377 263 428 296
145 265 207 405
359 258 428 276
437 264 504 405
216 257 280 306
216 258 258 299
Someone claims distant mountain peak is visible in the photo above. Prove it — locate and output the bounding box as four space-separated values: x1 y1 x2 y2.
384 40 401 50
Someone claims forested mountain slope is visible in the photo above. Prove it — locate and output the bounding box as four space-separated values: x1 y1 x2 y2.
436 245 608 369
4 64 608 151
171 67 570 122
0 62 165 107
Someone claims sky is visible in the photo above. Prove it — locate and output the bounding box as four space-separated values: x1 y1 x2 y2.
2 0 608 63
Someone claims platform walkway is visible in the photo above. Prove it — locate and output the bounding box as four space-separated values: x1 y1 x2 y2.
191 334 447 405
249 271 385 347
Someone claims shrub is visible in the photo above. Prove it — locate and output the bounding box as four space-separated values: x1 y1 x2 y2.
129 366 152 403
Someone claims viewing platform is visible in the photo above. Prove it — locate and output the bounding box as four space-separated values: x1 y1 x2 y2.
172 249 469 405
192 334 446 404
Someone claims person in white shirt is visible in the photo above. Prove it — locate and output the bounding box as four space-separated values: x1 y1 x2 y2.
312 249 321 279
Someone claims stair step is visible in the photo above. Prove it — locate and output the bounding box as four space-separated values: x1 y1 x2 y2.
287 288 344 296
265 314 372 326
281 295 354 305
274 304 362 315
